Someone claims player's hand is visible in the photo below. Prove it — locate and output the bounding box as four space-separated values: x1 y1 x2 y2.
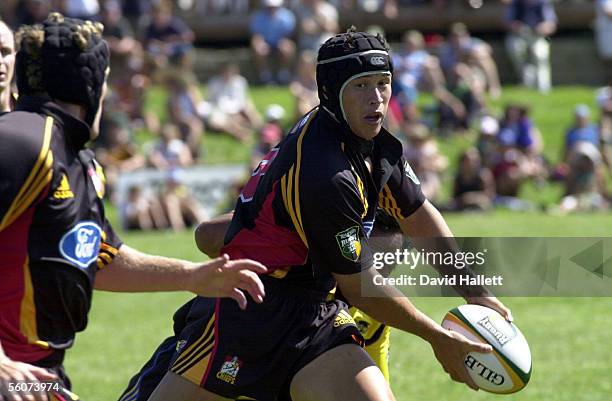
429 329 492 391
466 295 514 322
0 357 57 401
189 254 267 309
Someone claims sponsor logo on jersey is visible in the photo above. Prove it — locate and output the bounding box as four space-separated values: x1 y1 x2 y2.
176 340 187 352
403 161 420 185
59 222 102 269
478 315 516 346
335 226 361 262
334 309 357 328
53 174 74 199
216 356 242 385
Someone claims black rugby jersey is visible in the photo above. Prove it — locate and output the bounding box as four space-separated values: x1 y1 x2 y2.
221 109 424 292
0 96 122 364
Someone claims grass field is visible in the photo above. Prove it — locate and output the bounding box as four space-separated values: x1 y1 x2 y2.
63 86 612 400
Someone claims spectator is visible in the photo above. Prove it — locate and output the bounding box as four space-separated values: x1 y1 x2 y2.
595 0 612 82
596 81 612 168
0 20 15 113
15 0 52 26
161 169 207 231
63 0 100 20
504 0 557 93
201 63 262 142
563 104 600 162
253 103 285 167
476 115 500 169
197 0 249 15
289 50 318 120
392 29 448 123
452 148 496 210
121 185 169 230
439 22 502 98
292 0 338 53
559 142 609 212
95 118 146 197
165 71 204 158
437 62 486 134
121 0 151 32
402 123 447 201
142 0 194 69
101 0 143 80
250 0 296 84
148 123 194 170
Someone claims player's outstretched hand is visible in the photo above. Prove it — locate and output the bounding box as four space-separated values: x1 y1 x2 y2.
189 254 267 309
467 295 514 322
430 329 492 391
0 357 57 401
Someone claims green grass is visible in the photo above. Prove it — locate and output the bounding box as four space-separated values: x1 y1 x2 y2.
62 86 612 400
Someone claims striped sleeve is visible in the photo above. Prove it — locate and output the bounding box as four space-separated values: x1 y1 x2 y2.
378 157 425 221
96 218 123 270
0 115 55 232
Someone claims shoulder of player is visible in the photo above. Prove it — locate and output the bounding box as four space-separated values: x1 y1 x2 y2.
0 111 52 161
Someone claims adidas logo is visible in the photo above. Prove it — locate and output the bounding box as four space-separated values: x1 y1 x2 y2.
53 174 74 199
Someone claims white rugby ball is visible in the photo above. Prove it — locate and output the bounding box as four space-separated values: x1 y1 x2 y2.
441 304 531 394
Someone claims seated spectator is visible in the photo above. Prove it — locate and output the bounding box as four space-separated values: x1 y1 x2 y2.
402 124 447 201
558 142 609 212
476 115 500 169
497 104 545 179
392 30 448 123
253 104 285 167
101 0 143 80
250 0 296 84
292 0 338 52
200 64 262 142
165 71 204 158
564 104 600 162
121 185 169 230
439 22 501 98
142 0 195 69
95 118 146 199
437 62 486 134
504 0 557 93
452 148 496 210
289 50 318 121
491 137 528 198
148 123 194 170
596 81 612 169
161 170 207 231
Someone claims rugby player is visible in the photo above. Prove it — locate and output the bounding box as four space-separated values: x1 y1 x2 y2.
140 29 511 401
0 20 15 113
0 14 267 401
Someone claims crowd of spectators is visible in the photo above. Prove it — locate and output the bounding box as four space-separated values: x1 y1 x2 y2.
0 0 609 230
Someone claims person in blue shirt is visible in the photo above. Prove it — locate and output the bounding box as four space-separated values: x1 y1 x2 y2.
250 0 296 84
564 104 600 162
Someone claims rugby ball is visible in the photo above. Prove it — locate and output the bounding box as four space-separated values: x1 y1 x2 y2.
441 304 531 394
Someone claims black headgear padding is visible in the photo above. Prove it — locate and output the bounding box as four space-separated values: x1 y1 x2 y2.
316 30 393 126
41 16 109 126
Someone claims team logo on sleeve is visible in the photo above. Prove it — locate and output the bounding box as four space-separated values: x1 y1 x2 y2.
59 222 102 269
403 161 420 185
335 226 362 262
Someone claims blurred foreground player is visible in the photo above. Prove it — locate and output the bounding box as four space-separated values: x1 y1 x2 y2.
145 29 512 401
0 13 267 401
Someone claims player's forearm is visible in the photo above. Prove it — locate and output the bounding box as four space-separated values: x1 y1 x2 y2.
94 244 196 292
339 274 445 344
401 201 488 298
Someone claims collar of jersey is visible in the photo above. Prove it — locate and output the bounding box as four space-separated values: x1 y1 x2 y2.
16 95 92 150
